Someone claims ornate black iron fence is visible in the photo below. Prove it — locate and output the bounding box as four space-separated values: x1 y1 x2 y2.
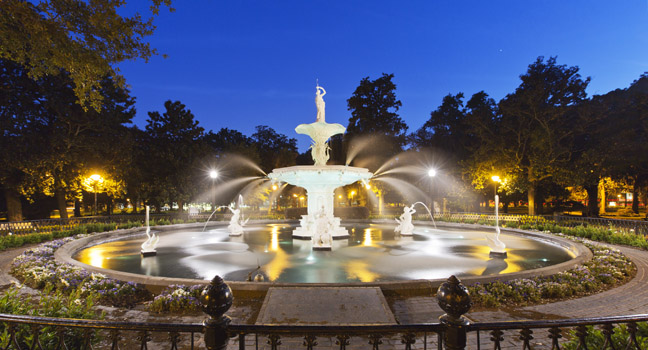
3 276 647 349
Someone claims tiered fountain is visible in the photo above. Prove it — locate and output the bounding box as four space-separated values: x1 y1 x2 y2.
268 85 373 250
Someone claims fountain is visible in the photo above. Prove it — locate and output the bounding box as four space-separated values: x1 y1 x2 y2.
487 194 507 257
227 205 248 236
69 85 583 284
268 84 373 248
140 206 159 257
395 202 437 236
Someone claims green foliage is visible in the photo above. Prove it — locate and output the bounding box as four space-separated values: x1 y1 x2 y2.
563 323 648 350
0 286 103 349
0 222 129 252
0 0 172 110
147 285 204 314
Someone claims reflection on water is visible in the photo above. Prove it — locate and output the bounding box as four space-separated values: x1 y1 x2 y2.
73 223 574 283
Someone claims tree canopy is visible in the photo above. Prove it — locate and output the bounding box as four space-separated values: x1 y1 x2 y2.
0 0 173 111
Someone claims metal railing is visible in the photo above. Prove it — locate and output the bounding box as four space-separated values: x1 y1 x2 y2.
2 276 648 349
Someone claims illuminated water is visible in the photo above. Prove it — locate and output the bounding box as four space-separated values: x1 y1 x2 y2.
73 223 574 283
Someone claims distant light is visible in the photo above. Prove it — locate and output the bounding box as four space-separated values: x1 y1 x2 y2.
90 174 102 181
293 194 298 198
491 175 501 183
338 195 342 199
365 184 371 189
209 170 218 179
272 184 278 190
428 168 437 177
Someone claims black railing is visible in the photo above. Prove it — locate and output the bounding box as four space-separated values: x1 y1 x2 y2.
3 276 648 349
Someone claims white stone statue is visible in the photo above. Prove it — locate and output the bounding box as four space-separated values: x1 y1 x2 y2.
227 206 248 236
312 206 333 250
295 84 346 166
395 205 416 236
141 206 159 256
315 85 326 122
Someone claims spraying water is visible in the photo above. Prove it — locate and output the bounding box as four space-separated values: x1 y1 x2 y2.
411 201 437 229
202 206 232 232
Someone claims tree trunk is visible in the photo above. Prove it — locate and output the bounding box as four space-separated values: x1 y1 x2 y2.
585 184 599 217
177 200 184 213
108 197 113 215
4 188 23 222
598 179 606 215
632 175 642 214
528 186 536 215
55 188 68 219
74 199 81 217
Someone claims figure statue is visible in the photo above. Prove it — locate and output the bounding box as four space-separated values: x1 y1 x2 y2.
313 206 332 249
395 205 416 236
315 85 326 122
311 140 331 166
228 206 248 236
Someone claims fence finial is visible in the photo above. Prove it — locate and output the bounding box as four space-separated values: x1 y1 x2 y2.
202 275 232 350
437 275 472 350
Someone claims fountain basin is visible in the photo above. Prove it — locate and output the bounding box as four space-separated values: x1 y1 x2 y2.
57 221 591 291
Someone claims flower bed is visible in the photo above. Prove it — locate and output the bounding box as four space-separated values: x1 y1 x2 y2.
10 236 151 308
146 284 204 313
469 240 635 308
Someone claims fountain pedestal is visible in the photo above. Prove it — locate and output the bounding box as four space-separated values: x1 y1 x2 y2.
268 165 373 239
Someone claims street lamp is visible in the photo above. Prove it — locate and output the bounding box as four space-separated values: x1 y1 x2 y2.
428 168 437 214
89 174 103 216
350 190 356 206
209 170 218 211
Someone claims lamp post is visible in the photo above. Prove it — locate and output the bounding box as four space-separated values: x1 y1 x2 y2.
209 170 218 211
428 168 437 215
350 190 356 206
89 174 103 216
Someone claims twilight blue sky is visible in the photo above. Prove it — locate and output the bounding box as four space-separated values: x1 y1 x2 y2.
118 1 648 151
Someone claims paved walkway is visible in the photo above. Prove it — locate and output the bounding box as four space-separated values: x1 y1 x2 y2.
3 240 648 349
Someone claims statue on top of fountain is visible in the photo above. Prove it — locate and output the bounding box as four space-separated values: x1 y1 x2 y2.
295 84 346 166
315 85 326 122
395 205 416 236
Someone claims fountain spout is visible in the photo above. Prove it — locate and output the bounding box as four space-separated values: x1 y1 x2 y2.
141 205 159 257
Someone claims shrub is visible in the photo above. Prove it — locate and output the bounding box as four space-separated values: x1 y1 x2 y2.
147 284 204 313
0 286 103 349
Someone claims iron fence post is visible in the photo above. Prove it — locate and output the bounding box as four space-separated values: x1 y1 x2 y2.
437 275 472 350
201 275 233 350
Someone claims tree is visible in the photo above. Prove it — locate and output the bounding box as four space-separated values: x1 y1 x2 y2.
0 0 173 110
346 73 408 165
250 126 298 174
140 100 206 211
497 56 590 215
0 59 135 220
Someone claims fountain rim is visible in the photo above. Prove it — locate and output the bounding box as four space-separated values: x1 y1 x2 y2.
267 164 373 175
54 220 592 294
